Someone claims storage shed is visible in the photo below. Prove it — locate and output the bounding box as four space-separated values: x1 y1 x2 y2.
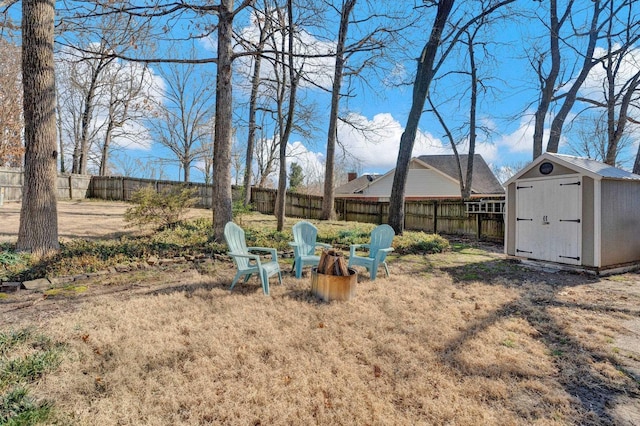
504 152 640 274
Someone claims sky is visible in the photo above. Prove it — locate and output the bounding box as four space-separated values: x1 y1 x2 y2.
7 1 640 185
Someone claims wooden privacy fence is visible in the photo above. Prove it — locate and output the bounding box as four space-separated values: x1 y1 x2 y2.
0 167 92 202
89 176 243 208
250 187 504 241
0 167 504 240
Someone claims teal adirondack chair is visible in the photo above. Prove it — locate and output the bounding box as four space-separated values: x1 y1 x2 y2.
348 224 395 280
289 221 332 278
224 222 282 295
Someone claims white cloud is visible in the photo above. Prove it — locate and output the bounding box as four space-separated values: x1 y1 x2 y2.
336 112 462 172
494 115 536 155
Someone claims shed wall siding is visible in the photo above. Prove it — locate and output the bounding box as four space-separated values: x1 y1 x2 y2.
601 180 640 266
519 161 577 180
581 177 595 267
364 168 460 197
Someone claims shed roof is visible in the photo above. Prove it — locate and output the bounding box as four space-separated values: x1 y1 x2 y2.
505 152 640 185
550 153 640 179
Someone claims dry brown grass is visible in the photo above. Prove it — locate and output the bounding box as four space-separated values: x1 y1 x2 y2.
2 238 640 425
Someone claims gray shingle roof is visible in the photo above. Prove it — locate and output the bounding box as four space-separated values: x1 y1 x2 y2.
416 154 505 194
335 174 381 195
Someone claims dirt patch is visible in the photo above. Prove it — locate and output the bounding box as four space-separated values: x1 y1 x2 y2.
0 199 211 243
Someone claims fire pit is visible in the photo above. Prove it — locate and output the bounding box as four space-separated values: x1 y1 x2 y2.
310 250 357 302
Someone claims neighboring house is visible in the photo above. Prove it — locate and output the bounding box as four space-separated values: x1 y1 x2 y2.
335 154 504 201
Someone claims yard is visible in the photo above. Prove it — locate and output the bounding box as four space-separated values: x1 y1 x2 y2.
1 201 639 425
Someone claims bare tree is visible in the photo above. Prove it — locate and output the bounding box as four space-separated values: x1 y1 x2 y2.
388 0 514 233
72 42 115 175
574 0 640 166
530 0 566 159
388 0 454 234
426 2 512 200
152 60 215 182
320 0 356 220
212 0 255 242
242 2 273 205
545 0 605 154
565 114 634 167
98 62 156 176
60 0 254 241
17 0 59 255
275 0 301 231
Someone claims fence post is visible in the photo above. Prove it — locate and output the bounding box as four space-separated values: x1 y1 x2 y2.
433 200 438 233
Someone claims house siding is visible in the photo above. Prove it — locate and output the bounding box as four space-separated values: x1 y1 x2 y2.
363 168 461 198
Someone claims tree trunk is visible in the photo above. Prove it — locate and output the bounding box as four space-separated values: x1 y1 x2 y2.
183 158 191 182
275 0 299 232
546 0 601 154
212 0 234 242
17 0 60 256
243 12 270 207
462 32 477 201
321 0 356 220
388 0 454 235
532 0 561 160
99 119 114 176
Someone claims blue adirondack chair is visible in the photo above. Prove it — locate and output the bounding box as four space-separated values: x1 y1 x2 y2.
289 221 332 278
224 222 282 295
348 224 395 280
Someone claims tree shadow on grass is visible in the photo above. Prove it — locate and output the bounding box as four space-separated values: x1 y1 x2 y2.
440 259 640 425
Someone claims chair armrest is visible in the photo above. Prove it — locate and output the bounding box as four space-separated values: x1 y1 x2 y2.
375 247 394 260
315 243 332 249
228 252 262 266
349 243 370 257
248 246 279 259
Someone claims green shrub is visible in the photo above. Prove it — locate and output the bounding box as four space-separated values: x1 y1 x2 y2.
393 232 450 254
232 201 253 225
124 185 199 230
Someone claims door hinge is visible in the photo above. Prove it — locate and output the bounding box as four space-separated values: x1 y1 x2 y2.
516 217 533 221
560 181 581 186
516 185 533 189
516 249 533 254
559 255 580 261
559 219 581 223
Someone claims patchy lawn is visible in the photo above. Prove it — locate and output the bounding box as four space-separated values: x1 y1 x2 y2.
1 207 639 425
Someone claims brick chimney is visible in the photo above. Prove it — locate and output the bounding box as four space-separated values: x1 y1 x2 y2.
347 172 357 182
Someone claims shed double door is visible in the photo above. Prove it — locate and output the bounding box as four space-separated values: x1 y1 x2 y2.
515 176 582 265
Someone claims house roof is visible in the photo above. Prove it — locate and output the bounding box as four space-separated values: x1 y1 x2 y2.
335 154 504 196
505 152 640 185
335 174 381 195
415 154 505 194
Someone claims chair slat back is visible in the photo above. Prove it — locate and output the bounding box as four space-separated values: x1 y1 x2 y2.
224 222 250 269
368 224 395 260
292 221 318 256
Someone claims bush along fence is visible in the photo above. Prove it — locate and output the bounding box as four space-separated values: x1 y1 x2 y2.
0 168 504 240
